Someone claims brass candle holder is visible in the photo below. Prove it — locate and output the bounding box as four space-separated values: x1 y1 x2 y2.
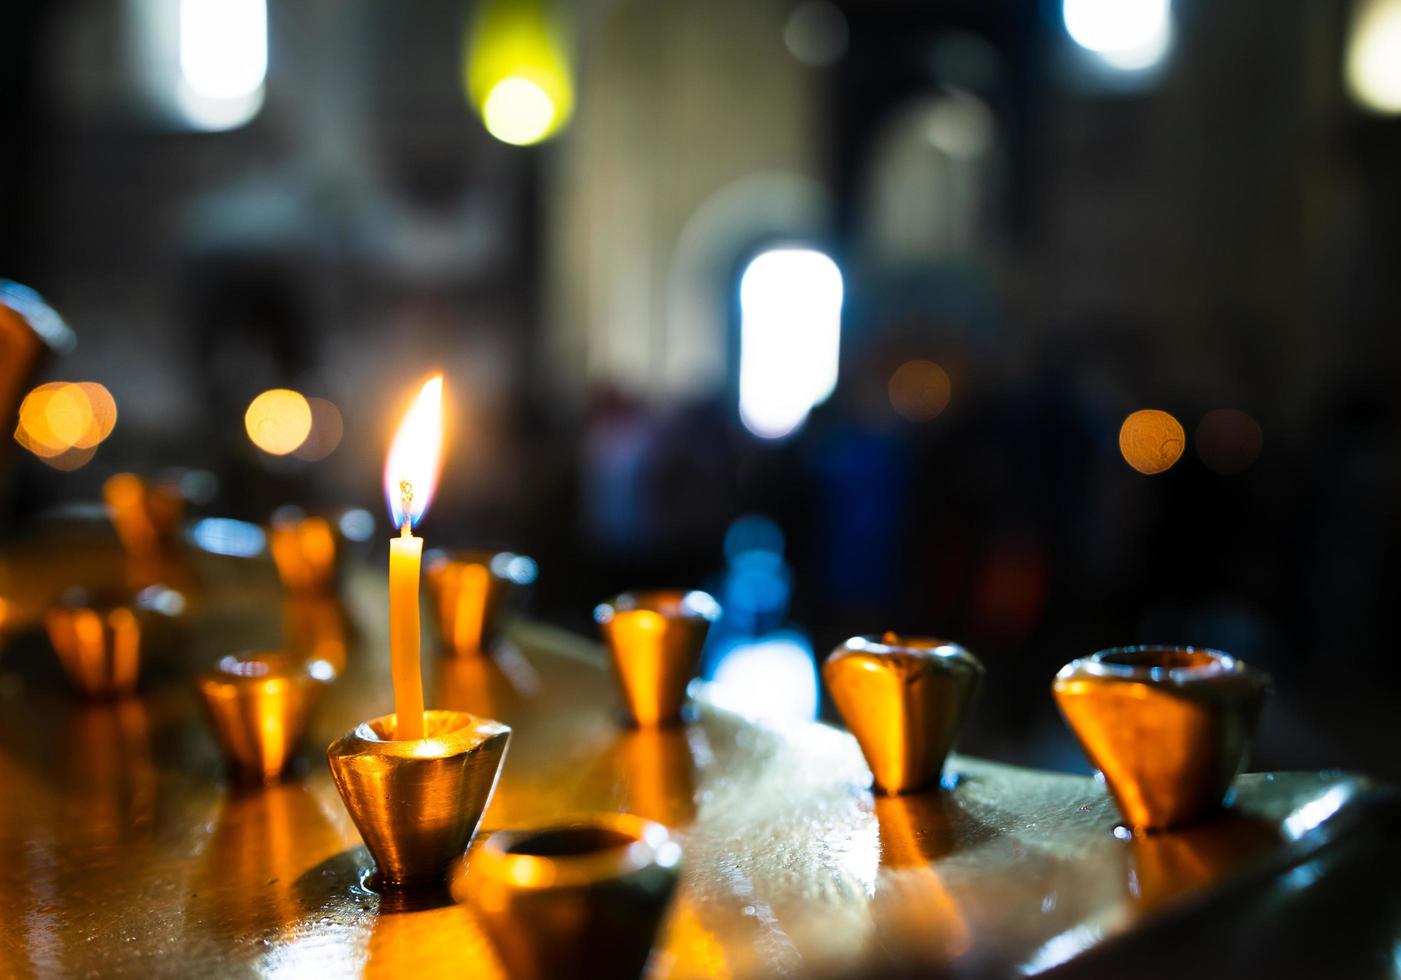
268 508 342 596
103 472 185 559
424 549 538 657
1053 645 1271 833
595 589 721 727
456 813 682 980
327 709 511 887
45 586 184 698
196 653 336 784
823 633 984 795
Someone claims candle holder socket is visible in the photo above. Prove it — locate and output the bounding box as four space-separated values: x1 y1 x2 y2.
823 633 984 795
103 472 185 559
1053 645 1271 832
595 589 720 727
327 709 510 887
456 813 682 980
424 549 537 657
268 507 341 596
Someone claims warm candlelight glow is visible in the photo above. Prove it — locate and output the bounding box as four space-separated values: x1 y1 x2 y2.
383 374 445 743
384 376 445 530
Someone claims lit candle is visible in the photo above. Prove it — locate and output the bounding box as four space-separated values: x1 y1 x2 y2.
384 375 445 741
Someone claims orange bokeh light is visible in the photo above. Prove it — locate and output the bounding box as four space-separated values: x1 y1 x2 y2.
245 389 313 456
1119 409 1185 475
888 359 952 422
13 381 118 470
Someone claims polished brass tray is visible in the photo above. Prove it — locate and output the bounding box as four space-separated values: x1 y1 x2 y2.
0 532 1397 978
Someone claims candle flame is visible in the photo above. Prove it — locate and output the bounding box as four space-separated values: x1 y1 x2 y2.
384 375 444 530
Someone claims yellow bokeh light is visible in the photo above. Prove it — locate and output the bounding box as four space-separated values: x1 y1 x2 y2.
14 381 118 469
245 388 313 456
888 359 952 422
1347 0 1401 114
483 77 557 146
1119 409 1185 475
465 0 573 146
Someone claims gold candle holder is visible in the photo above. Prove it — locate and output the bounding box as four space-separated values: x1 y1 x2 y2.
196 652 336 784
823 633 984 795
424 549 537 657
1053 645 1271 833
456 814 682 980
45 586 184 698
327 709 511 887
594 589 721 727
268 507 341 596
103 472 185 559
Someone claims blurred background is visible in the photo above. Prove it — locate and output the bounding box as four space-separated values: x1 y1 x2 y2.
3 0 1400 780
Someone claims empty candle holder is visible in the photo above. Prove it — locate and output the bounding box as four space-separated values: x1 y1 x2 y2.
45 585 185 698
1053 645 1271 833
327 709 511 888
595 589 720 727
424 549 537 657
823 633 984 795
456 813 682 980
103 472 185 559
197 652 337 784
268 507 341 596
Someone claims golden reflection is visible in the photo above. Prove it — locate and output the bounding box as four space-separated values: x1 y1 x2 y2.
365 903 507 979
245 388 313 456
874 792 960 868
282 595 350 672
191 782 342 941
1118 409 1185 475
656 897 732 980
1128 815 1282 912
62 699 158 848
871 794 971 961
269 512 340 596
436 650 538 721
104 472 185 558
888 359 952 422
609 727 698 827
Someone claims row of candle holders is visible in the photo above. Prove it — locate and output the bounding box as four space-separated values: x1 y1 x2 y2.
35 476 1275 980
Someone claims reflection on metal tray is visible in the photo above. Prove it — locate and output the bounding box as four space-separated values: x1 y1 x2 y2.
0 540 1397 978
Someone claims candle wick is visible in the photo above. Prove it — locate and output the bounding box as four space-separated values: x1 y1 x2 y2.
399 480 414 537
